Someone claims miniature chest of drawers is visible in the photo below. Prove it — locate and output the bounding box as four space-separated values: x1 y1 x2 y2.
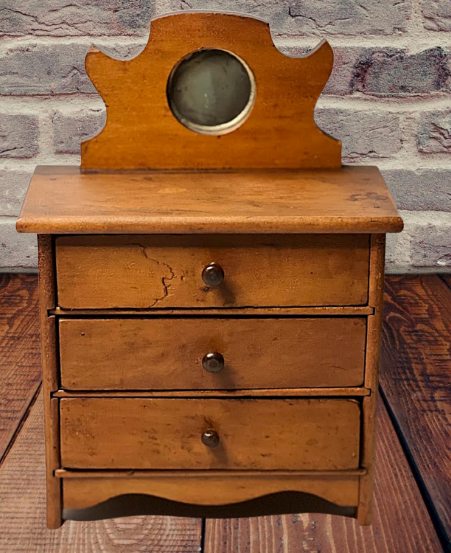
17 13 403 528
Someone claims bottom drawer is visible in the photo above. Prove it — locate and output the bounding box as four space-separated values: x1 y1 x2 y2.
60 398 361 471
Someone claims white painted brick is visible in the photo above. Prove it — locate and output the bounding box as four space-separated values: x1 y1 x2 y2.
386 225 412 274
152 1 284 20
0 43 96 95
0 170 33 216
284 0 411 36
324 47 366 97
154 0 410 36
383 169 451 212
53 108 106 154
409 212 451 269
351 47 450 97
0 114 39 158
386 211 451 273
0 218 37 270
423 0 451 32
274 44 451 98
0 0 152 37
418 111 451 153
315 108 402 160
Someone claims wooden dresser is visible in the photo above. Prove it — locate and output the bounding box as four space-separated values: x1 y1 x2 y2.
16 13 403 528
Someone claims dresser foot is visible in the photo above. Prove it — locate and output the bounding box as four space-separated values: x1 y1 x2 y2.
46 503 63 529
357 505 372 526
47 516 63 530
356 472 374 526
46 475 63 529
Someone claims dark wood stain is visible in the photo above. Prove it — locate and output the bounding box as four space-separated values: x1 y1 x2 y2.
0 274 41 462
381 275 451 549
441 275 451 291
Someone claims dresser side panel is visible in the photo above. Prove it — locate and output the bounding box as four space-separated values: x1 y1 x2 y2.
358 234 386 525
37 235 62 529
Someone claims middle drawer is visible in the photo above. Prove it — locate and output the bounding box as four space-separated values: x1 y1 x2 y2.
59 317 366 390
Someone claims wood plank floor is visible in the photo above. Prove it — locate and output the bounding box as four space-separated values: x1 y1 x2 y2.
381 275 451 552
0 275 41 462
204 401 442 553
0 274 449 552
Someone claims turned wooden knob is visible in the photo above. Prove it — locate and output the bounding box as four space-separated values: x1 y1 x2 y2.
201 428 220 448
202 352 224 373
202 262 224 287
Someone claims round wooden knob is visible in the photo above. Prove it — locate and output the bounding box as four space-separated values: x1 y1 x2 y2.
202 262 224 287
202 352 224 373
201 428 220 448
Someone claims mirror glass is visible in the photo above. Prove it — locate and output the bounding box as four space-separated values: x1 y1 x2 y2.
167 48 256 135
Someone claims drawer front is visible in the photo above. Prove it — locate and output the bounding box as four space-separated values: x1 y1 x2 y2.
60 398 361 470
55 235 370 309
59 317 366 390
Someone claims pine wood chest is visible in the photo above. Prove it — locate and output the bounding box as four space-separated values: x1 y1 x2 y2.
17 13 403 528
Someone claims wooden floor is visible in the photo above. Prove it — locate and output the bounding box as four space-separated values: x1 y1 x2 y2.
0 274 450 552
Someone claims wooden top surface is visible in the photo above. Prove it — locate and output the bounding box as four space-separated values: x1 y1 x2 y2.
16 165 403 234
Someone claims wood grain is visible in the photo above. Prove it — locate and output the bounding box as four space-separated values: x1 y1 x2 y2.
0 392 203 551
55 234 370 309
0 274 40 461
380 275 451 547
59 317 366 390
441 275 451 289
81 13 341 170
17 166 403 235
203 400 442 553
60 398 361 471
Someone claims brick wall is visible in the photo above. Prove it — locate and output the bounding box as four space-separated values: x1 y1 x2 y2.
1 0 450 272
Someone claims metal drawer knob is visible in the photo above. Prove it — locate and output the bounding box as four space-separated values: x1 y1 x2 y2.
201 428 220 448
202 352 224 373
202 262 224 287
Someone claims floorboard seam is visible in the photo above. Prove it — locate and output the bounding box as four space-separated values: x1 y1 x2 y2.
199 518 207 553
439 275 451 292
379 384 451 553
0 382 42 470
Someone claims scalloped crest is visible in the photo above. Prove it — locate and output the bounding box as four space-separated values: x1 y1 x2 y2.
81 13 341 170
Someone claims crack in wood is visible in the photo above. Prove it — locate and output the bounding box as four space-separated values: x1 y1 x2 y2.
136 244 177 307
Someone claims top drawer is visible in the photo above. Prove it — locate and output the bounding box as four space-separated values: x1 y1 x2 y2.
55 235 370 309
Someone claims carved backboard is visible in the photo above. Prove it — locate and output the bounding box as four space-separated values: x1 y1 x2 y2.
81 13 341 171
